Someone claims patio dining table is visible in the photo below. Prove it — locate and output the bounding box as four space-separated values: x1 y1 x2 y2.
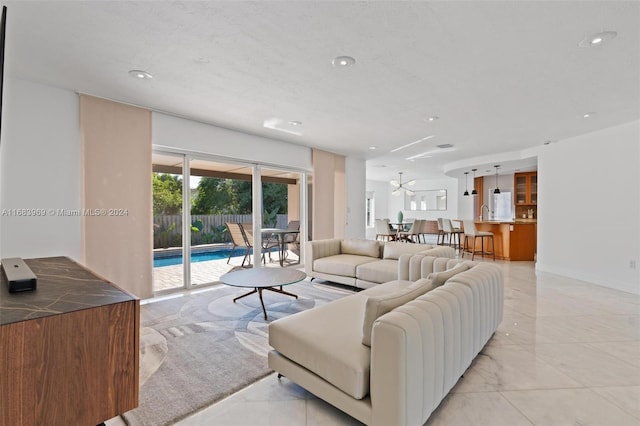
261 228 300 267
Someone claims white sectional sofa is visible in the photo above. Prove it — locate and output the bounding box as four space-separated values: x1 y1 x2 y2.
304 238 456 288
269 254 504 426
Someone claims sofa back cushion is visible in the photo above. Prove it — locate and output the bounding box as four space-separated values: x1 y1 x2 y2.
383 242 433 260
427 263 470 287
341 239 381 258
361 278 434 346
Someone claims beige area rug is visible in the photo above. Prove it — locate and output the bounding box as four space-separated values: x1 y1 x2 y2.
122 279 353 426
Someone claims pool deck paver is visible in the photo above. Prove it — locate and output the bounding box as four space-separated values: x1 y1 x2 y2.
153 250 300 292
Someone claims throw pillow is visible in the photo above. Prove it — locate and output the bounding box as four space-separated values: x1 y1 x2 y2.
427 263 470 287
361 278 435 347
341 239 381 258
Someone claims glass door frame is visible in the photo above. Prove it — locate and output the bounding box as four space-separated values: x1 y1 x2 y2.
153 148 309 294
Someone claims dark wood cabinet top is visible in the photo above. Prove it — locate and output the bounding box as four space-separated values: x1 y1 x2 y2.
0 256 136 326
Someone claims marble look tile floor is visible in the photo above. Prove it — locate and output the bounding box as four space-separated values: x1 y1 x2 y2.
109 260 640 426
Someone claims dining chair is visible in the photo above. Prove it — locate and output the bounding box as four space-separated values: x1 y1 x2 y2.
375 219 396 241
398 219 422 243
442 219 464 250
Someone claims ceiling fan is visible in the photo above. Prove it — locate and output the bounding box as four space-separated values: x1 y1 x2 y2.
390 172 415 196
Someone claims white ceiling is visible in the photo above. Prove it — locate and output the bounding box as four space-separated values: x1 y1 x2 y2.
4 1 639 181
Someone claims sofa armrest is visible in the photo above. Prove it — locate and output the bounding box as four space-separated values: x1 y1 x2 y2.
304 239 342 275
398 252 465 281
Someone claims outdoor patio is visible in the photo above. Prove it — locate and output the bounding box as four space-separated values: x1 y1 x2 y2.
153 249 300 292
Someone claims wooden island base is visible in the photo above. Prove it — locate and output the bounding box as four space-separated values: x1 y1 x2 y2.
465 221 536 261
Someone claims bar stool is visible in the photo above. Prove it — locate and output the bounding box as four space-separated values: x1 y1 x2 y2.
462 220 495 261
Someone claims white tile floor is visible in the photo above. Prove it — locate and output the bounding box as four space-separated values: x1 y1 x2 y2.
111 260 640 426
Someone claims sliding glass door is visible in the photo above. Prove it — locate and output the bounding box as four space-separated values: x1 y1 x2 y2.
188 158 253 286
152 151 307 294
152 152 185 292
260 167 303 266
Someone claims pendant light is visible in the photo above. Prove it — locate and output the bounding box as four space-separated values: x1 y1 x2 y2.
463 172 469 196
471 168 478 195
493 165 501 194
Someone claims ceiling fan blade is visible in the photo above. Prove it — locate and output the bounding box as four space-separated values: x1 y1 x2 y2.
390 180 399 187
392 188 402 196
404 189 415 195
406 179 416 186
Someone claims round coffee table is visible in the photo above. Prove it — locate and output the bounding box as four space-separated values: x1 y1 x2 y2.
220 268 307 320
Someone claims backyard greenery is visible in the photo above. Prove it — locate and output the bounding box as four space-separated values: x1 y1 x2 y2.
153 174 290 248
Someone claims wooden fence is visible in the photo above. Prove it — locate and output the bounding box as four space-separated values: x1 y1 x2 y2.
153 214 290 248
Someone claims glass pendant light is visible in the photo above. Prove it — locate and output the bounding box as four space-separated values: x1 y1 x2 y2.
471 168 478 195
463 172 469 196
493 165 501 194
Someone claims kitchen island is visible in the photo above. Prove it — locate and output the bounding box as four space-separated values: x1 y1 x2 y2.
469 220 536 261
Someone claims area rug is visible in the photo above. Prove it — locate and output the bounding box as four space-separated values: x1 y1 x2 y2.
122 279 353 426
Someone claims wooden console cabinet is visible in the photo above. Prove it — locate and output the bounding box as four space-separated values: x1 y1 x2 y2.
0 257 139 425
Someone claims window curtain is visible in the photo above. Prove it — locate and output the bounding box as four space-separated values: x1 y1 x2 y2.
311 148 346 240
79 95 152 298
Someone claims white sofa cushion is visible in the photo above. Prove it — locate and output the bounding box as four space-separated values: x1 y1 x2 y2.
427 263 470 287
383 242 432 260
269 293 372 399
355 259 398 284
341 239 381 258
313 254 378 277
361 278 435 347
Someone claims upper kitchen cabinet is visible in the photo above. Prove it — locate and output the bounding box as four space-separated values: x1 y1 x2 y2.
514 172 537 205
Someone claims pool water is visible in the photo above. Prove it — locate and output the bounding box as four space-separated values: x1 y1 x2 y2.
154 248 276 268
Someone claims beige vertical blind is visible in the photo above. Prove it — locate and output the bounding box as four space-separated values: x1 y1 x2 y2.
312 149 346 240
80 95 153 298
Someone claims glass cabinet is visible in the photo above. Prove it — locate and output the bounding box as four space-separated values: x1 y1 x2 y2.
514 172 537 205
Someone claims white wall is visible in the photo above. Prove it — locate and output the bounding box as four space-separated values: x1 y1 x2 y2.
345 156 366 239
0 78 81 260
152 112 312 171
537 120 640 294
365 179 390 240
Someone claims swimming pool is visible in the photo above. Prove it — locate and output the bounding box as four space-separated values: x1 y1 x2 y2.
153 248 276 268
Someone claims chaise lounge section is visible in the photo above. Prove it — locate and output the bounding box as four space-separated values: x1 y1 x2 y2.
269 255 503 425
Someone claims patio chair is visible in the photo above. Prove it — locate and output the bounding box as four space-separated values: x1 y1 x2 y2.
226 222 252 266
283 220 301 259
226 222 277 266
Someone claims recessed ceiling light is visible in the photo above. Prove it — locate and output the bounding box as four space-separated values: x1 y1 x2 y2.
264 118 302 136
579 30 617 47
369 146 377 150
581 112 596 118
288 120 302 126
425 116 439 122
128 69 153 79
332 56 356 67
